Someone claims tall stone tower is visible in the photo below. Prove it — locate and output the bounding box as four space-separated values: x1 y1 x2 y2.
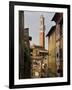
40 15 45 48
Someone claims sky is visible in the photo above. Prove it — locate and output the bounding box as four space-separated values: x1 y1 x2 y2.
24 11 56 50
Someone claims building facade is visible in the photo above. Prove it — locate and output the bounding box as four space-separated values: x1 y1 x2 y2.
30 45 48 78
19 11 31 79
46 26 56 77
46 13 63 77
19 11 25 79
52 13 63 77
23 28 32 78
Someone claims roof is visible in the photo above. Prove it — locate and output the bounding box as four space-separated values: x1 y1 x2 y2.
52 13 63 23
46 25 56 37
30 44 43 49
30 44 48 51
24 28 29 30
31 56 43 60
39 50 48 53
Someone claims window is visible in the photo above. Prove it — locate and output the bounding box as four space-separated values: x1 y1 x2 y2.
59 48 63 60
